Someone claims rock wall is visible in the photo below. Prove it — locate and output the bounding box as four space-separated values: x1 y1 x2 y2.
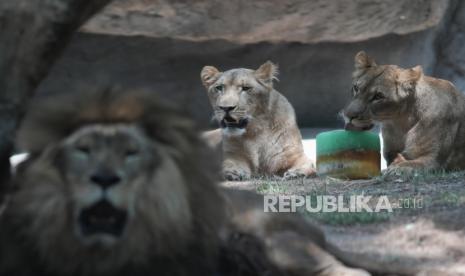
435 0 465 92
36 0 463 128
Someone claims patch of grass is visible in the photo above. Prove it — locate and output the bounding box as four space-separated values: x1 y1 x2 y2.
432 191 465 207
377 168 465 183
304 210 391 226
256 181 288 194
249 171 465 223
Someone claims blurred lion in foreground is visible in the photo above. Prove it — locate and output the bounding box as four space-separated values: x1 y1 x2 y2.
0 87 409 275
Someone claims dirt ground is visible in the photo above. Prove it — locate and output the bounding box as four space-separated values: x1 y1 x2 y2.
222 172 465 275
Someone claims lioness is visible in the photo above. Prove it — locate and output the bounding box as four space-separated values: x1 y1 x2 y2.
344 51 465 175
201 62 315 180
0 87 381 276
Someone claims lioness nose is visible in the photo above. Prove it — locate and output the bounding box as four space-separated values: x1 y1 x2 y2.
343 107 360 120
343 100 365 120
344 111 356 120
90 171 121 189
219 106 236 112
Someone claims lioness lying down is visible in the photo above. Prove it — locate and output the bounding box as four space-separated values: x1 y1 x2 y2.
344 51 465 175
201 62 315 180
0 88 384 276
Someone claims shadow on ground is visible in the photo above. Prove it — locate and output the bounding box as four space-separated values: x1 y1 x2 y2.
222 171 465 274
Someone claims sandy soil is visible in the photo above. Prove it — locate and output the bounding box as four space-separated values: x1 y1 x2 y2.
222 172 465 275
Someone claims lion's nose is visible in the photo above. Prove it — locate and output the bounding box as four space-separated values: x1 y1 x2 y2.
219 106 236 112
90 170 121 189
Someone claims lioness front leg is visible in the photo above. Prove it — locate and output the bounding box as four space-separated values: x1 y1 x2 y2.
384 154 438 177
283 155 316 180
383 121 445 177
223 158 251 181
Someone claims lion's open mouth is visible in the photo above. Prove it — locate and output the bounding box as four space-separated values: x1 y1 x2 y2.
220 116 249 129
78 200 127 237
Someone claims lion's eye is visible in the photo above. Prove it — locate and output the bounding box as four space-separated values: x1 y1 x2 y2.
372 92 385 101
124 144 140 157
125 148 139 157
74 146 91 158
75 143 91 154
215 85 224 92
77 147 90 153
242 86 252 92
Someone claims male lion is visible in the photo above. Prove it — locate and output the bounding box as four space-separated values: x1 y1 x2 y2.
200 62 315 180
344 51 465 175
0 87 386 276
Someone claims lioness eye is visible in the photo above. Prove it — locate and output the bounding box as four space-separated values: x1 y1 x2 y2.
352 85 359 96
372 92 385 101
215 85 224 92
242 86 252 92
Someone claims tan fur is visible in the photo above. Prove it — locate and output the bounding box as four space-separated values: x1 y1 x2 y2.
344 51 465 175
0 87 379 276
200 62 315 180
201 128 223 148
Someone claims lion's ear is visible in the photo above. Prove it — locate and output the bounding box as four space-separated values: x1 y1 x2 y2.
398 65 423 93
354 51 377 70
255 61 278 86
201 66 221 88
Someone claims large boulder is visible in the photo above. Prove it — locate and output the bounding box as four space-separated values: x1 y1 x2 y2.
37 0 455 127
82 0 448 44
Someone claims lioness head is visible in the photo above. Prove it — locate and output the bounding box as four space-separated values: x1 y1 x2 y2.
343 51 423 130
10 88 224 274
200 61 278 136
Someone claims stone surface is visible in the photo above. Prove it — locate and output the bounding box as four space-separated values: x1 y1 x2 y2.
37 30 438 128
81 0 448 43
36 0 464 127
434 0 465 92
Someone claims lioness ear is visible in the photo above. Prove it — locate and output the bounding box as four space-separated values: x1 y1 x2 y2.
354 51 377 70
398 65 423 92
201 66 221 88
255 61 278 86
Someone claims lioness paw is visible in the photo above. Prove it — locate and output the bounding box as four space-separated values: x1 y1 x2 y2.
283 170 306 180
382 165 416 180
320 266 371 276
283 168 316 180
223 168 250 181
